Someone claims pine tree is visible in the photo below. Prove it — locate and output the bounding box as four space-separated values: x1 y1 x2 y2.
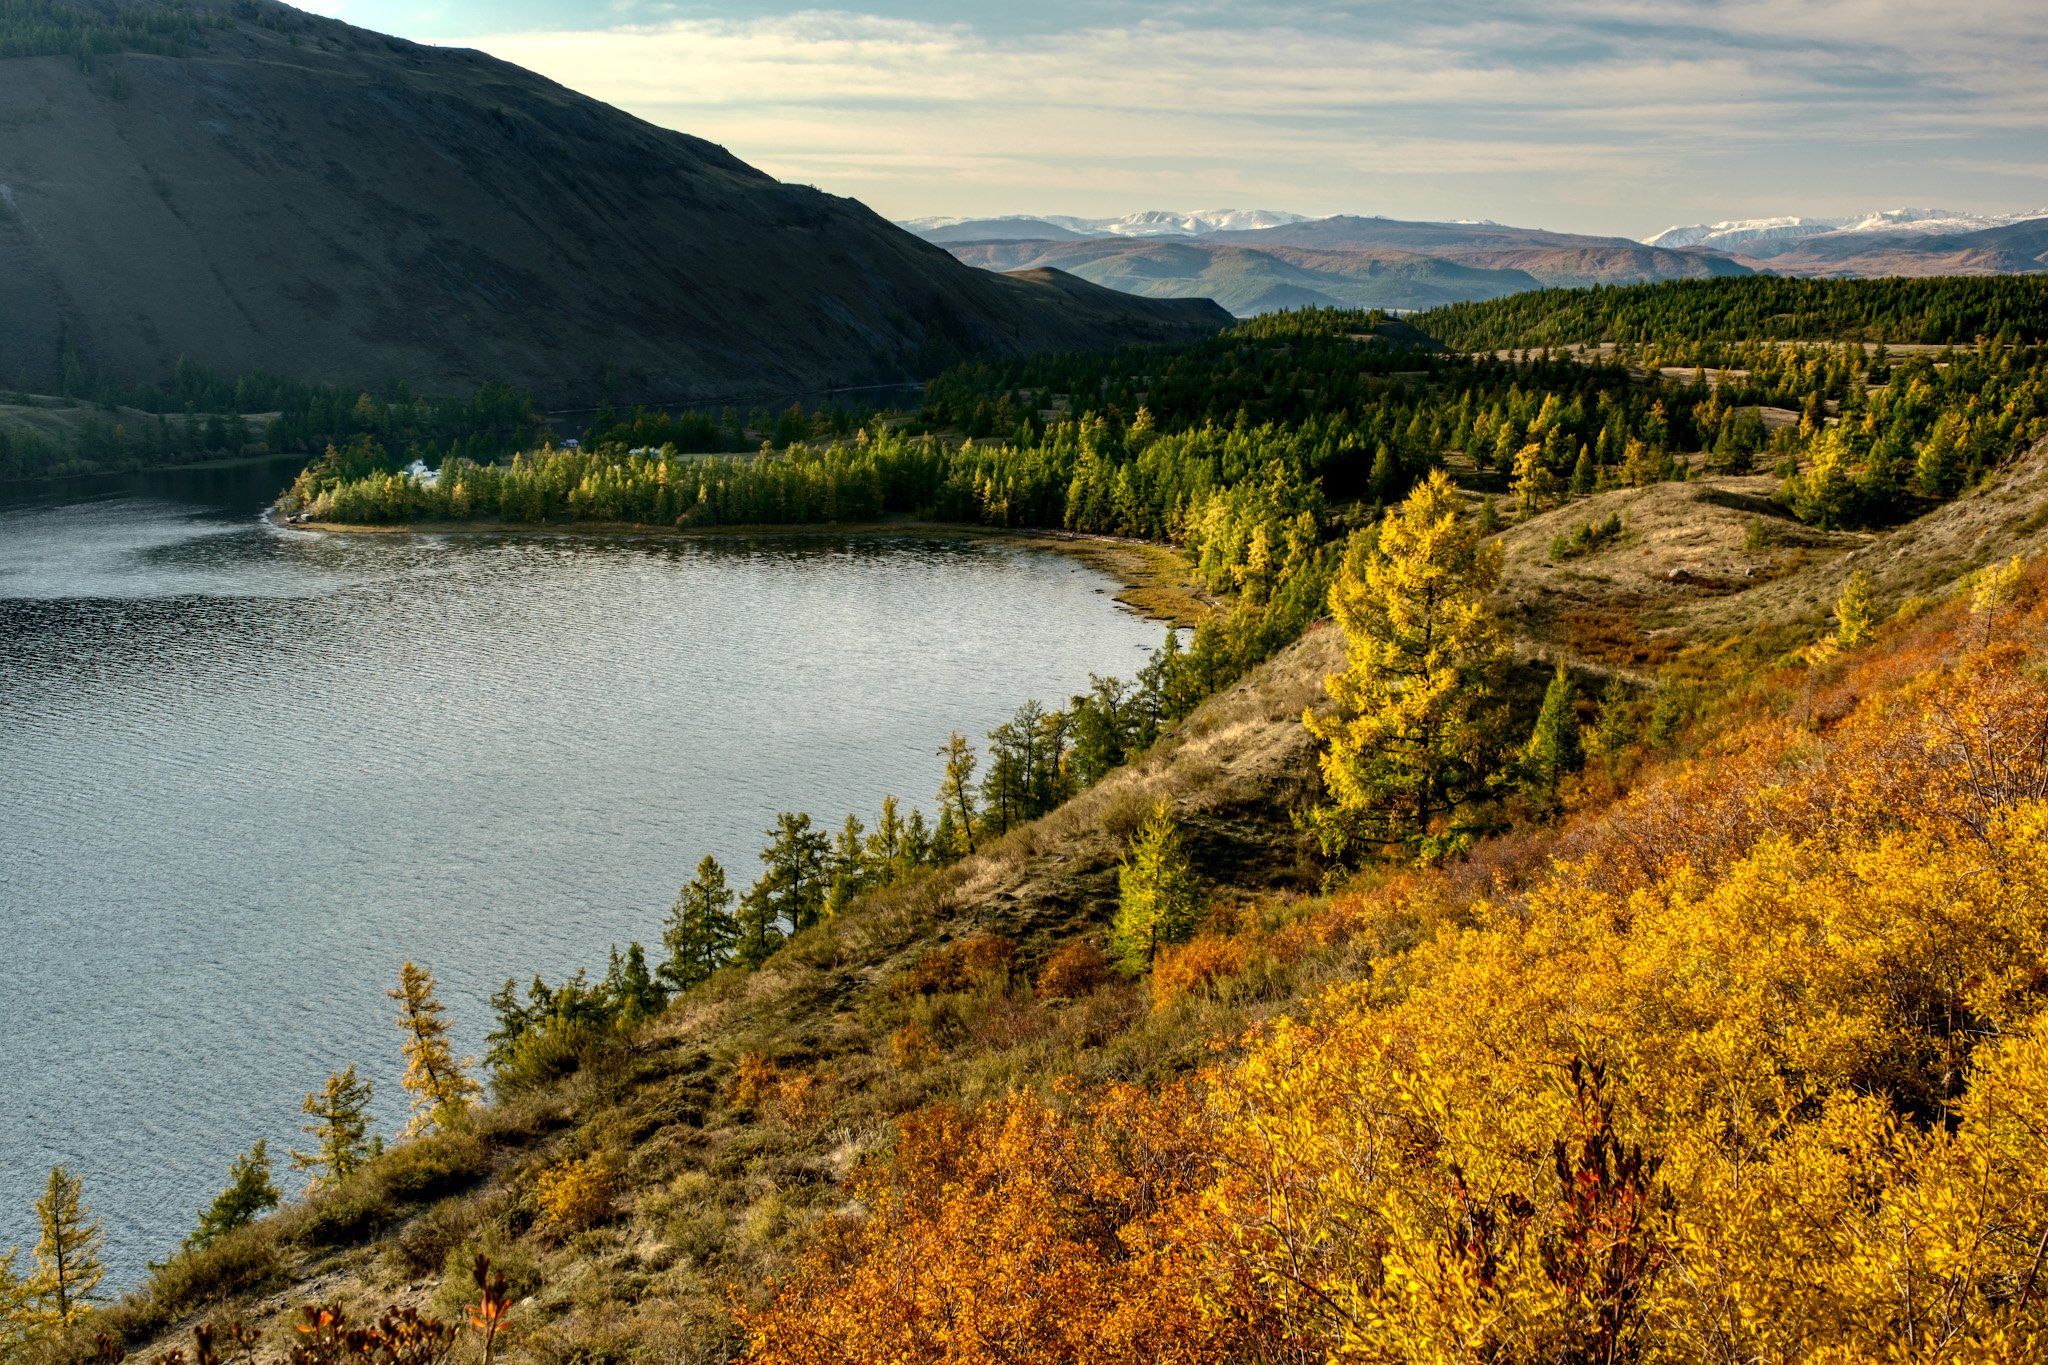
1305 471 1510 861
659 855 738 993
749 812 832 937
604 943 664 1025
389 962 479 1136
292 1065 374 1189
936 734 979 855
865 797 908 875
1834 570 1877 648
29 1166 102 1326
185 1141 280 1252
1110 807 1202 971
1521 663 1585 812
734 883 785 968
827 815 870 915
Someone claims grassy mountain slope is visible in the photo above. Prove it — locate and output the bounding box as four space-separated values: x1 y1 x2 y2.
0 1 1225 406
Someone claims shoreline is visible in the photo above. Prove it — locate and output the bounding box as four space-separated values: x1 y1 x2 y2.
281 514 1217 627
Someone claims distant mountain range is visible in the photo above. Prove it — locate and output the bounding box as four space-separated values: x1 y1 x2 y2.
907 213 1750 316
902 207 2048 316
1647 207 2048 254
0 2 1225 409
899 210 1310 244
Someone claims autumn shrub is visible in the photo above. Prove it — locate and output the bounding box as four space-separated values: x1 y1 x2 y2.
1149 934 1253 1010
898 934 1015 996
742 1084 1264 1363
534 1154 615 1234
1035 939 1110 999
758 597 2048 1361
888 1022 940 1071
729 1052 781 1110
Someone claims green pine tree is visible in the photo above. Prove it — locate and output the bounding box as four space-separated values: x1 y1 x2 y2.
1110 807 1203 971
1521 663 1585 812
185 1141 280 1252
659 855 739 992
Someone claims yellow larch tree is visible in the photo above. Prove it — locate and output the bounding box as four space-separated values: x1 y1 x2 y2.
1305 469 1509 861
390 961 480 1136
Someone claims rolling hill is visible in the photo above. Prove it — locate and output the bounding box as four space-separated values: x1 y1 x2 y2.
0 1 1226 408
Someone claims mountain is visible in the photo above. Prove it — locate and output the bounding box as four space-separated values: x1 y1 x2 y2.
1216 216 1752 286
900 209 1309 243
1648 207 2048 256
944 238 1543 314
922 213 1751 316
0 2 1226 408
1743 216 2048 276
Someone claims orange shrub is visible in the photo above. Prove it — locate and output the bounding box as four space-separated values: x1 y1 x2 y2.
1035 939 1110 999
741 1083 1267 1363
1149 933 1253 1010
730 1051 781 1109
899 934 1016 996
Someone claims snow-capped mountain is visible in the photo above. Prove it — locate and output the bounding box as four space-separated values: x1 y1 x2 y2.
1646 208 2048 253
900 209 1309 241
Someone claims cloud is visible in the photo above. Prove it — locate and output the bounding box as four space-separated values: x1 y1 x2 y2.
450 3 2048 233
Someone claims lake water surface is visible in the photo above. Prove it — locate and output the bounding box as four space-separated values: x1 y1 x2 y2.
0 460 1162 1282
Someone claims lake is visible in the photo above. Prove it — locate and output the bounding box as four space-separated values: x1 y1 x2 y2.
0 459 1164 1283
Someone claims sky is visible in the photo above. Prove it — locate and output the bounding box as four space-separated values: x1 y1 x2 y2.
295 0 2048 239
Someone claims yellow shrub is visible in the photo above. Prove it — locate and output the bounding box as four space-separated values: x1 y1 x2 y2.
534 1153 613 1233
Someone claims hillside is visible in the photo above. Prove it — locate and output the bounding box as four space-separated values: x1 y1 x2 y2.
68 436 2048 1364
0 1 1226 408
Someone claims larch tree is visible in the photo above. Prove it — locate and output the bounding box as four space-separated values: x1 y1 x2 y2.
1110 807 1202 971
292 1064 375 1189
659 855 739 993
1971 555 2025 645
185 1140 280 1252
29 1166 102 1326
1834 569 1877 648
390 962 479 1136
0 1249 33 1356
1305 470 1510 862
936 734 979 856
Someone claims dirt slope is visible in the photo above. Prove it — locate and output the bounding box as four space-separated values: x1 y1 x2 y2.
1495 441 2048 665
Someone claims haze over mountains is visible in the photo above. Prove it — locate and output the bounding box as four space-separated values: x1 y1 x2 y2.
0 1 1225 408
905 206 2048 316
